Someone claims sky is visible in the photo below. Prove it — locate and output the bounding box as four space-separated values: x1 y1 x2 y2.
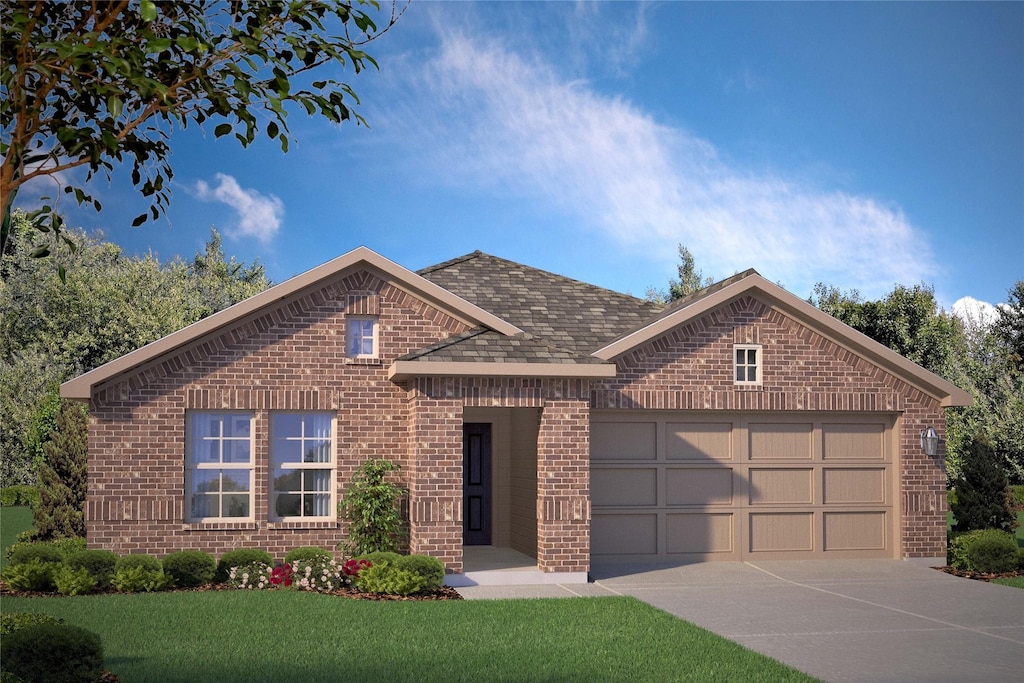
17 1 1024 319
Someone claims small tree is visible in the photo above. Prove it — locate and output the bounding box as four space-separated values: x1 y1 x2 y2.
33 400 88 539
339 459 406 556
952 432 1014 533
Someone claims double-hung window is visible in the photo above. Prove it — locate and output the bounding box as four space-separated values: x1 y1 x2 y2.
270 413 335 521
187 412 253 521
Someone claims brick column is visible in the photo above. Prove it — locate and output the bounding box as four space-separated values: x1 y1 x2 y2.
407 393 464 572
536 399 590 573
900 401 948 561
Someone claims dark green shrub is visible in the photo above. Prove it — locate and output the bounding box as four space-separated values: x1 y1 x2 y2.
284 546 332 564
0 612 63 636
111 565 174 593
339 459 407 556
0 485 40 508
355 561 427 596
951 433 1015 533
163 550 216 587
7 542 65 566
2 558 57 591
0 623 103 683
65 549 118 590
53 565 98 596
395 554 445 590
967 531 1019 573
33 399 88 540
114 553 162 573
354 551 402 565
1017 548 1024 571
215 548 274 583
1010 485 1024 510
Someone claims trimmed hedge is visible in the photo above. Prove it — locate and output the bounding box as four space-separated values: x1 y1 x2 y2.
65 549 118 590
163 550 216 588
394 554 445 590
0 623 103 683
949 529 1019 572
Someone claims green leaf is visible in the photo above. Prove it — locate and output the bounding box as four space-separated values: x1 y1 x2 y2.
140 0 157 22
266 121 278 139
131 213 148 227
108 95 123 119
214 123 232 138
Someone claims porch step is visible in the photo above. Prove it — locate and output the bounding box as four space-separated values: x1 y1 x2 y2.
445 569 589 587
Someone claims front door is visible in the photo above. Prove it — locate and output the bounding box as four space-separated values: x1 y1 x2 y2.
463 423 492 545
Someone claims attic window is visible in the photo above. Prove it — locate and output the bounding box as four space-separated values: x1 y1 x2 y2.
346 316 378 359
734 345 761 385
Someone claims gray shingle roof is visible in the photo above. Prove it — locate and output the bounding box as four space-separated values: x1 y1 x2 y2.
414 251 664 362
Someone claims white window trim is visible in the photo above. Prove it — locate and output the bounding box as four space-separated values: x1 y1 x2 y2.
346 315 379 359
268 412 337 522
734 344 763 386
185 411 255 523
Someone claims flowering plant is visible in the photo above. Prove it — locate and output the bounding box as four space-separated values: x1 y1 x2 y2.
342 558 372 579
293 558 344 593
270 563 293 587
227 561 272 589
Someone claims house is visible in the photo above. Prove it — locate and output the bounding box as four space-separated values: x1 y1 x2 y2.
61 247 971 584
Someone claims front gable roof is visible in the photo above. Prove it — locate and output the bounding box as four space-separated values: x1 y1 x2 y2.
593 270 973 408
61 247 523 400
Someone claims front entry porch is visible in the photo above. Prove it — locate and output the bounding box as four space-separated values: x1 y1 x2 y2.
445 546 588 586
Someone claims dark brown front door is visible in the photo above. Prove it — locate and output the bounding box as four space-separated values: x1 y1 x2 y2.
463 423 492 545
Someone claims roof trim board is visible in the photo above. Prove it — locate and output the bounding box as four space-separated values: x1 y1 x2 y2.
388 360 617 381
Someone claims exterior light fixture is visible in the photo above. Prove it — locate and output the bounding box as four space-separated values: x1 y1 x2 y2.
920 426 939 457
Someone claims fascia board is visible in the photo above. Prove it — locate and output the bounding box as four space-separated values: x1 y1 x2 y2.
592 274 972 408
61 246 522 400
388 360 617 381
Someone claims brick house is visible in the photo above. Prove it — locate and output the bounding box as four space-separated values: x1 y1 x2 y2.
61 248 970 584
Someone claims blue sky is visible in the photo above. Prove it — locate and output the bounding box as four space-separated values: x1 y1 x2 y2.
19 1 1024 316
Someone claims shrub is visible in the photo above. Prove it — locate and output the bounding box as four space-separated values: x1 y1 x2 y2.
951 433 1015 533
0 612 63 636
356 560 427 596
1010 484 1024 510
215 548 273 583
284 546 332 564
163 550 216 588
395 554 445 590
355 551 402 565
33 399 88 540
1018 548 1024 571
115 553 162 573
339 459 407 556
293 558 344 592
0 485 40 508
53 565 98 596
7 542 65 566
226 561 273 589
967 531 1019 573
65 549 118 590
2 557 58 591
111 565 175 593
0 623 103 683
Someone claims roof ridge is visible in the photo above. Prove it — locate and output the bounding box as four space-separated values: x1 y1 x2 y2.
416 250 484 276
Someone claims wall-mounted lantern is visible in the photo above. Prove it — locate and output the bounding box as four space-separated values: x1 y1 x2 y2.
920 426 939 457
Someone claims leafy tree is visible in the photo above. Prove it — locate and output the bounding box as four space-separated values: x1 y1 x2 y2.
339 459 406 556
34 398 89 539
1 0 405 259
951 432 1014 533
646 244 714 303
992 281 1024 371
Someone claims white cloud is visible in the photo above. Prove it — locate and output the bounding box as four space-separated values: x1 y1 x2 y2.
193 173 283 244
378 27 940 299
952 296 1001 344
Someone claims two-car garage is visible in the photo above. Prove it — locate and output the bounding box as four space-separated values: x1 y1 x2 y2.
591 411 897 561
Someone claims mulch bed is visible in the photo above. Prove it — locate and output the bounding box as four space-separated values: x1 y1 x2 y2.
0 580 462 600
934 566 1023 582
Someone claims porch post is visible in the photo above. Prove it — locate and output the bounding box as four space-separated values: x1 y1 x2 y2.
406 393 464 573
536 399 590 573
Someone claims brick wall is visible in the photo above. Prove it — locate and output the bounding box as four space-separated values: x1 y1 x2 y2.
536 400 590 572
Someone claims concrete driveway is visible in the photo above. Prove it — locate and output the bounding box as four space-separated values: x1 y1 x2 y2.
589 560 1024 683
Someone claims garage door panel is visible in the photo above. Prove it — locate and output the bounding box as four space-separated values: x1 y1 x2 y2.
823 468 886 504
824 512 887 551
823 423 885 460
592 514 657 555
749 423 813 460
666 468 733 505
592 468 657 507
749 468 813 505
667 513 733 554
591 422 656 460
749 512 814 552
667 422 733 461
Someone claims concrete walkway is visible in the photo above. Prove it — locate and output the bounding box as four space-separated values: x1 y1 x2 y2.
457 560 1024 683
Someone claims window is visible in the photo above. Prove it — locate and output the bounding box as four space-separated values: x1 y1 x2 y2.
734 345 762 385
270 413 335 520
346 316 377 358
187 412 253 521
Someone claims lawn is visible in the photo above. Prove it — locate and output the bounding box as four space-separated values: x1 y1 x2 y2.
0 506 32 571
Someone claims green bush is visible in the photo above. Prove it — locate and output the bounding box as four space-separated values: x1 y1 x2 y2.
1010 485 1024 510
967 531 1019 573
1017 548 1024 571
292 558 343 592
394 554 445 590
284 546 333 564
2 557 58 591
0 623 103 683
65 549 118 590
7 542 65 566
225 561 273 589
951 433 1015 533
111 565 175 593
53 565 98 596
0 485 40 508
339 459 407 556
354 551 402 565
215 548 274 583
163 550 216 588
0 612 63 636
356 560 427 596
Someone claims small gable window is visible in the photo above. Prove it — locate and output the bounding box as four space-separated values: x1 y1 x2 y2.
734 345 762 385
346 316 378 358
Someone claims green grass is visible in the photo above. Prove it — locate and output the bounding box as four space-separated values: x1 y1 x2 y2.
0 505 33 571
991 577 1024 589
0 591 818 682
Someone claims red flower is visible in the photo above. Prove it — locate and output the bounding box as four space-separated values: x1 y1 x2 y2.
342 559 372 577
270 564 294 587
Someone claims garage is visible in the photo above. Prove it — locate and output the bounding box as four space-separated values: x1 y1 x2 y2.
591 411 897 561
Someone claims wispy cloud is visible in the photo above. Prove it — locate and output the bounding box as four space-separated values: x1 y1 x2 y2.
193 173 283 244
378 23 939 298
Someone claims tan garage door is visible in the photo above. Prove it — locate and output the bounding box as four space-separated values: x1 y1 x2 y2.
591 412 897 561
